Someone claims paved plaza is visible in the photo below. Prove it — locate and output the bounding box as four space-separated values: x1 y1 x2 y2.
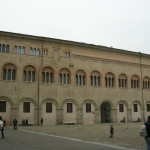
0 126 141 150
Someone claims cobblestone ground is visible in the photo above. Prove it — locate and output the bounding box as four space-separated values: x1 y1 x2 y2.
19 122 145 150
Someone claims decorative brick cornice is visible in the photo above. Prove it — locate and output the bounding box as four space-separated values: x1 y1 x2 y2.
0 31 150 58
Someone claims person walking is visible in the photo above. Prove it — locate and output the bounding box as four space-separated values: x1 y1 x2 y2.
13 118 18 130
110 125 114 138
0 116 4 139
140 116 150 150
26 119 28 126
40 118 43 126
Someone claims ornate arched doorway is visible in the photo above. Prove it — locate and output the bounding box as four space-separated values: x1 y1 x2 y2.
101 102 111 123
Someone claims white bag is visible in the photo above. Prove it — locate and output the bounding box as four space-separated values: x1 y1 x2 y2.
139 125 147 137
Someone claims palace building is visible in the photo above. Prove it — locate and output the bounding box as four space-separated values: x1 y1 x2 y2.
0 31 150 125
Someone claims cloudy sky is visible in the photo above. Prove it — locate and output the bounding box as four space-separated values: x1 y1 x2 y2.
0 0 150 54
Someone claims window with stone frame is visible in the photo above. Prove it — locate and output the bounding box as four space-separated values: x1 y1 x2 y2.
86 103 91 113
0 44 9 53
76 70 86 86
119 74 127 88
23 102 30 113
42 67 54 83
14 45 25 54
67 103 73 113
23 65 36 82
30 47 40 56
133 104 138 112
143 77 150 90
42 49 48 56
3 64 16 81
59 68 70 84
64 52 70 58
90 71 100 87
119 104 124 112
105 72 115 88
46 102 52 113
131 75 139 89
0 101 6 112
147 104 150 112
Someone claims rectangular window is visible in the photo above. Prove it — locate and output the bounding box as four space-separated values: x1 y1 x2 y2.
147 104 150 112
23 102 30 113
86 103 91 113
119 104 124 112
67 103 73 113
133 104 138 112
46 103 52 113
0 101 6 112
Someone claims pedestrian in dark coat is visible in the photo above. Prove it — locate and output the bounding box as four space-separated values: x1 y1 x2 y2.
13 118 18 130
110 125 114 138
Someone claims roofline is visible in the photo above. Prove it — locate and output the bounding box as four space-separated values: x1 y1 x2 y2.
0 30 149 58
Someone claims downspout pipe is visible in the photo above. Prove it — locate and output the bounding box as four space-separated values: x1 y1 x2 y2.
37 41 44 125
139 52 145 122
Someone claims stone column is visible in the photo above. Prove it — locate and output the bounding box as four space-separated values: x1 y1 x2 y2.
111 109 117 123
141 108 146 122
35 107 41 125
127 109 132 122
56 109 63 124
95 109 101 124
77 109 83 124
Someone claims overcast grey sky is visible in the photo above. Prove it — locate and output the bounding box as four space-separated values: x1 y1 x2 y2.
0 0 150 54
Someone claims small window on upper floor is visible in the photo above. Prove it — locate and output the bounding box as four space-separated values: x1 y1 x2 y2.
42 49 48 56
64 52 70 58
14 45 25 54
0 44 9 53
30 47 40 56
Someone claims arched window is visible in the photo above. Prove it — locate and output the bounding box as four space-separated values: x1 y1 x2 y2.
42 49 48 56
105 73 115 87
6 45 9 53
64 52 70 58
131 75 139 89
119 74 127 88
36 48 40 56
59 68 70 84
2 44 5 52
30 47 33 55
30 47 40 56
14 45 17 53
143 77 150 90
0 44 9 53
90 71 100 86
3 63 16 81
21 46 25 54
76 70 86 86
23 65 36 82
14 45 25 54
42 67 54 83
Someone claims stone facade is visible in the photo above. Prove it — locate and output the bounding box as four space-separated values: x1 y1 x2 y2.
0 31 150 125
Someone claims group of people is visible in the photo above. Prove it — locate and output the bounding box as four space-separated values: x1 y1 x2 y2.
13 118 29 130
22 119 29 126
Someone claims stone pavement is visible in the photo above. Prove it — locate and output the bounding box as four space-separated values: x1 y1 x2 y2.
0 127 139 150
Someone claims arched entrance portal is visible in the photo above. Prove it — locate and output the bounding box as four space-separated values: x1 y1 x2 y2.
101 102 111 123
